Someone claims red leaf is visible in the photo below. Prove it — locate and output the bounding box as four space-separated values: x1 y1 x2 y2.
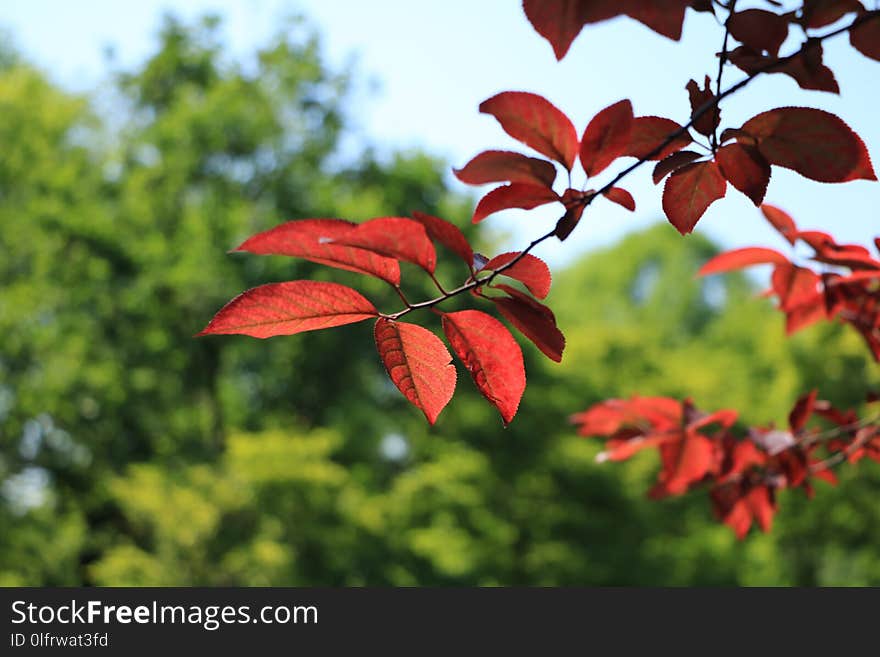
624 0 691 40
579 99 634 176
728 44 839 94
624 116 692 160
715 143 771 206
652 150 703 184
374 318 456 425
772 263 822 312
198 281 377 338
492 284 565 362
410 211 474 267
662 161 727 234
234 219 401 286
698 247 789 276
330 217 437 273
653 432 715 496
479 91 579 169
851 14 880 61
686 76 718 137
789 389 818 432
740 107 876 183
482 252 552 299
453 150 557 188
728 9 789 56
602 187 636 211
801 0 863 28
521 0 689 60
554 203 586 241
761 204 798 245
442 310 526 425
472 184 560 223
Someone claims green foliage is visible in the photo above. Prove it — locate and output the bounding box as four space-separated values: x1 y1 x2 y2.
1 13 878 586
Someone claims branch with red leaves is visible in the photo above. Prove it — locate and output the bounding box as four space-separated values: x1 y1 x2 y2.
199 2 879 438
572 393 880 538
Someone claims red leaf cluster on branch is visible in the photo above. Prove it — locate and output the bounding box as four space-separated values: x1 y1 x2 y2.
200 213 561 425
572 393 879 538
700 205 880 359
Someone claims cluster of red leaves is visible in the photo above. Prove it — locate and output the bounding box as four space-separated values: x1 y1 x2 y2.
524 0 880 64
572 392 879 538
700 205 880 361
198 213 563 425
456 89 873 243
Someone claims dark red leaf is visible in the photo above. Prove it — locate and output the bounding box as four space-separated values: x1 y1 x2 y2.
522 0 690 60
472 184 560 223
554 203 587 241
453 150 557 188
662 160 727 234
686 76 718 137
442 310 526 425
482 252 552 299
801 0 863 28
234 219 401 286
330 217 437 273
479 91 579 169
624 116 693 160
729 9 789 56
699 247 789 275
410 211 474 267
729 44 839 94
492 284 565 362
374 318 456 425
602 187 636 211
715 143 771 206
851 13 880 61
761 204 799 245
789 389 818 432
740 107 876 183
579 99 634 176
652 150 703 184
198 281 377 338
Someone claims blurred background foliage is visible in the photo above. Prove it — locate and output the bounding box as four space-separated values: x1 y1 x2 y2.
1 14 878 587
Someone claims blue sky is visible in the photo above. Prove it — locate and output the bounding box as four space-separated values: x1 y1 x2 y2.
3 0 878 268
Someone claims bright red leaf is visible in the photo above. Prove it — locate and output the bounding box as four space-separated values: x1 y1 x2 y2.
579 99 634 176
454 150 557 188
740 107 876 183
715 143 771 206
198 281 378 338
410 211 474 267
652 432 716 496
479 91 579 169
698 247 789 276
442 310 526 425
492 284 565 362
374 318 456 425
330 217 437 273
482 252 552 299
662 160 727 234
472 183 560 223
234 219 401 286
624 116 693 160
